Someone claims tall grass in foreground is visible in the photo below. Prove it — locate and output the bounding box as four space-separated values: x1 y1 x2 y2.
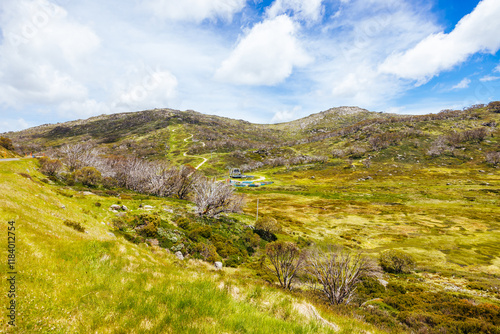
0 160 382 333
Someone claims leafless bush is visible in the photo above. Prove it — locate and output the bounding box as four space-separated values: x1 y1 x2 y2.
446 127 489 147
38 157 63 176
59 143 99 171
266 241 304 290
427 136 452 157
193 177 244 217
331 149 346 158
306 247 379 305
174 165 202 199
485 152 500 165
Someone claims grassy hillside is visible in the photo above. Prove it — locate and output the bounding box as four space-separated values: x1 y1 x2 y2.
0 160 383 333
1 103 500 333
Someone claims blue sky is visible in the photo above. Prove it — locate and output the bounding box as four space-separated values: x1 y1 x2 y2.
1 0 500 132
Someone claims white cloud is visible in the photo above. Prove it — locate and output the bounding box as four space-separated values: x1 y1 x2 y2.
0 0 99 108
215 15 311 85
271 106 301 123
0 118 31 133
143 0 246 22
266 0 323 22
495 64 500 72
114 69 178 111
452 78 471 89
480 75 500 82
380 0 500 84
306 0 439 108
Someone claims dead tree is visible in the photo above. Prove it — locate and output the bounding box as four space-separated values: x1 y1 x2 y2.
306 247 378 305
266 241 304 290
192 177 244 217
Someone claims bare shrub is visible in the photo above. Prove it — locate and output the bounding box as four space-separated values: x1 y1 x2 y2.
427 136 451 157
59 143 98 171
38 157 63 176
331 148 346 158
485 152 500 165
266 241 304 290
193 178 244 217
447 127 489 147
306 247 378 305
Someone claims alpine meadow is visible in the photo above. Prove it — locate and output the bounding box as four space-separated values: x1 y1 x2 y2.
1 103 499 333
2 0 500 333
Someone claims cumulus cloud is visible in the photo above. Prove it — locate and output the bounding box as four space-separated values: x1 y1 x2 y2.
0 118 31 133
266 0 323 22
271 106 301 123
452 78 471 89
215 15 311 85
143 0 246 22
379 0 500 84
114 68 178 111
480 75 500 82
0 0 99 108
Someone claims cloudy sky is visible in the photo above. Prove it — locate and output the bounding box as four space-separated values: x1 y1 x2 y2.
1 0 500 132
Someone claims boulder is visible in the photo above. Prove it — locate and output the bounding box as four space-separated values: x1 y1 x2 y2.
110 204 122 210
121 205 128 211
174 251 184 260
143 205 154 210
214 261 223 270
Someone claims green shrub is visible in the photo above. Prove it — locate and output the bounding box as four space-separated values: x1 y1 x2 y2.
225 255 244 267
192 243 219 263
63 220 85 233
188 226 212 241
176 217 191 230
74 167 102 187
379 250 415 274
0 136 14 151
134 213 161 237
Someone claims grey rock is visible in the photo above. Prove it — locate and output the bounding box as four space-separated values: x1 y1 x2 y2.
121 205 128 211
143 205 154 210
60 205 66 209
214 261 223 270
107 232 115 237
378 279 389 287
110 204 122 210
175 251 184 260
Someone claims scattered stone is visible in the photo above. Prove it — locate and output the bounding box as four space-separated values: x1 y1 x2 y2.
107 232 115 237
214 261 223 270
60 205 66 209
115 212 126 217
174 251 184 260
101 222 106 225
447 183 451 185
163 208 174 213
121 205 128 211
378 279 389 287
110 204 122 210
143 205 154 210
146 239 159 246
310 176 315 179
82 191 94 196
479 170 485 173
85 231 89 234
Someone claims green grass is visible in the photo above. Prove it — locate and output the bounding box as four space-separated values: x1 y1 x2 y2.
0 160 384 333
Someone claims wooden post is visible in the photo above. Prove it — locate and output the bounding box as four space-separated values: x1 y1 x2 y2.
256 198 259 221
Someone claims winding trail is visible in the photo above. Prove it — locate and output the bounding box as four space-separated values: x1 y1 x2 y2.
0 158 21 162
182 133 207 170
